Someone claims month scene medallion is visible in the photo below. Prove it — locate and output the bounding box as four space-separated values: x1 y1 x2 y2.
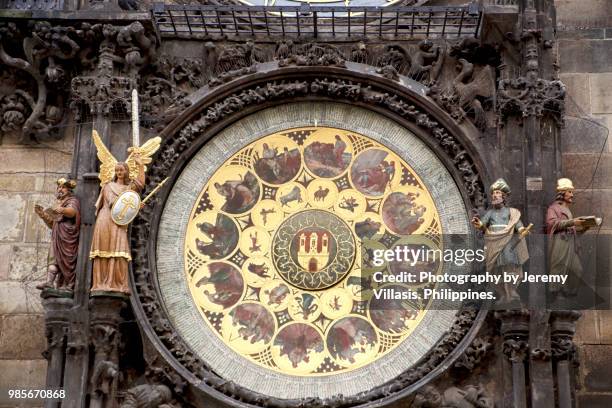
183 125 442 376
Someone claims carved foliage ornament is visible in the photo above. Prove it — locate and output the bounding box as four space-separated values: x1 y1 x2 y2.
131 75 485 407
0 20 159 142
497 76 566 126
70 22 157 120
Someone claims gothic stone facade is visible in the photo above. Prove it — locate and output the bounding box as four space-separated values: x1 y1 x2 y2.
0 0 610 407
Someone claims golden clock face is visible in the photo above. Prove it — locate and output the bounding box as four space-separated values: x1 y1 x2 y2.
184 126 441 376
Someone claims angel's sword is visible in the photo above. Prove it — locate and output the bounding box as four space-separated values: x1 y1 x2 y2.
131 89 140 148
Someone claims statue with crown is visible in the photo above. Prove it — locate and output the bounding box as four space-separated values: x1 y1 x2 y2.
89 90 166 296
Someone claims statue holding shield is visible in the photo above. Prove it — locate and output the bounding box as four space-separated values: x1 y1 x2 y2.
90 90 164 295
89 130 161 294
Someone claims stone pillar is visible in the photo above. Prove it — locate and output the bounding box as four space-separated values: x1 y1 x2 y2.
497 1 566 407
551 311 581 408
41 295 73 408
89 296 127 408
64 28 135 407
497 310 530 408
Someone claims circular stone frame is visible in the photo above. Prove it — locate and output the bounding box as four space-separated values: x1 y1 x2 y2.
130 65 490 408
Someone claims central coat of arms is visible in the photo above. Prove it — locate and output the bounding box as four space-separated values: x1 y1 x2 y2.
273 210 355 290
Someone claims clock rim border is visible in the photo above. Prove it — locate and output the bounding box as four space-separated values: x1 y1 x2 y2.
130 64 491 408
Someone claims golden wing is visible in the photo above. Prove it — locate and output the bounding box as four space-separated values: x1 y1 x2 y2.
92 130 117 186
126 136 162 180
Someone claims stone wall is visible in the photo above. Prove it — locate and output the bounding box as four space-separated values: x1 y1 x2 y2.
556 1 612 407
0 130 73 407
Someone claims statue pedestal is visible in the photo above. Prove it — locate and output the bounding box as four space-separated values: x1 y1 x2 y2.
42 295 74 408
89 296 128 408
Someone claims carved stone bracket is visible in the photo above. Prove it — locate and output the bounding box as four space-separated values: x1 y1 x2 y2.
412 384 494 408
503 338 529 363
129 71 488 407
496 310 530 363
454 336 493 370
550 311 581 361
497 77 566 126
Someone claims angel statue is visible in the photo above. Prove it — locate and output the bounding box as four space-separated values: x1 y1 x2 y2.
89 130 161 295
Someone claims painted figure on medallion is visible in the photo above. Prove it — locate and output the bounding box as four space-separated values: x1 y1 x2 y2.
472 178 531 305
89 130 161 295
546 178 601 298
34 177 81 292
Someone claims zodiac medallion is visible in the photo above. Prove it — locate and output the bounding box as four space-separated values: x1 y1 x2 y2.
184 126 441 376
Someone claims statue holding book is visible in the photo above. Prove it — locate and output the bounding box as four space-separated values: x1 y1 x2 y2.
546 178 602 298
34 177 81 292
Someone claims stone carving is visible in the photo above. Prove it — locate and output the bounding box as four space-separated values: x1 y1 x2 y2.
497 76 565 126
376 44 409 80
277 42 346 68
34 177 81 292
550 311 581 361
430 59 495 131
530 347 552 361
412 384 494 408
138 56 202 130
0 21 81 142
407 40 444 85
349 41 368 64
71 22 157 120
213 40 267 74
90 324 121 408
454 336 492 370
120 384 178 408
89 297 128 408
275 39 294 61
42 325 67 360
2 0 62 10
503 339 529 363
496 12 566 126
0 20 157 138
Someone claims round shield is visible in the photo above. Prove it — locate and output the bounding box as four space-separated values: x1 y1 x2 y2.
111 190 142 226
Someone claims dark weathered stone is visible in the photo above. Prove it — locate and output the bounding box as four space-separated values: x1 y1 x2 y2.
571 189 612 224
0 314 46 359
583 345 612 391
560 40 612 74
577 394 612 408
562 153 612 189
561 117 608 153
557 29 605 40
